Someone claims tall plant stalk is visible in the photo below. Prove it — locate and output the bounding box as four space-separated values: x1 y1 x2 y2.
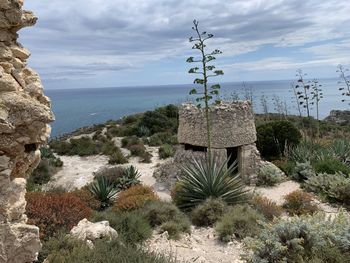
187 20 224 157
295 69 311 118
337 64 350 105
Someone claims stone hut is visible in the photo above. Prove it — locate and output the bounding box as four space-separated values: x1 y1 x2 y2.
176 101 260 183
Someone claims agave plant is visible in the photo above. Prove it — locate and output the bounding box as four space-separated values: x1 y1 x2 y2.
89 176 119 209
175 155 248 209
117 165 141 190
330 139 350 163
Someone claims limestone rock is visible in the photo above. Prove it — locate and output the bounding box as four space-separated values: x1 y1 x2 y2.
325 110 350 125
70 219 118 242
0 0 53 262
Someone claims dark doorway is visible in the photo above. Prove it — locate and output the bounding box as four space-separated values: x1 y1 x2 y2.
184 144 207 152
227 147 239 169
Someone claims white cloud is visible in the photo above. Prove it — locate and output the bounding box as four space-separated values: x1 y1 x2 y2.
20 0 350 84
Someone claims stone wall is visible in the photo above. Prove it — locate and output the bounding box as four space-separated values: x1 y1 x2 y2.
0 0 54 262
177 102 256 148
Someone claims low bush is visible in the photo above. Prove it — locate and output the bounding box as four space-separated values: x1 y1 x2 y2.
138 106 178 135
72 186 102 210
52 137 100 156
113 185 159 211
272 159 295 176
27 147 63 191
283 190 318 216
158 144 175 159
215 205 264 241
291 161 315 182
91 210 152 244
42 234 176 263
256 163 285 186
175 155 247 210
313 158 350 175
250 195 283 221
129 144 146 157
121 136 141 148
148 132 178 146
26 192 92 239
159 219 191 240
191 198 227 227
243 213 350 263
304 173 350 205
257 120 302 159
108 149 128 164
141 200 185 227
94 166 141 190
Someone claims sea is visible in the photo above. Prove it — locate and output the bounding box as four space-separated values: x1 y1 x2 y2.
46 79 349 138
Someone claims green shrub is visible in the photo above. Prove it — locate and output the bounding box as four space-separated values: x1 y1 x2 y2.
256 163 285 186
119 165 141 190
292 161 316 181
191 198 227 227
159 219 191 240
304 173 350 205
129 144 146 156
313 158 350 175
243 213 350 263
250 195 283 221
138 109 177 135
69 137 100 156
141 200 186 227
41 147 63 167
89 177 119 209
43 235 175 263
283 190 318 216
257 120 302 159
215 205 264 241
175 155 247 209
330 139 350 163
148 132 178 146
121 136 142 148
159 144 175 159
91 210 152 244
108 149 128 164
272 159 295 176
94 166 124 187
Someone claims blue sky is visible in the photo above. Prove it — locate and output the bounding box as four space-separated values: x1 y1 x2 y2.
21 0 350 89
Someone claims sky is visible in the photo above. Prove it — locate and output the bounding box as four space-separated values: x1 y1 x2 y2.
21 0 350 89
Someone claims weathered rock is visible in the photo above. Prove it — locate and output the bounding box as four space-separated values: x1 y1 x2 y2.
325 110 350 125
0 0 53 262
70 219 118 242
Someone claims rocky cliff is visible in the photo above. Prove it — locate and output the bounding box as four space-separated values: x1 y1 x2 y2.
0 0 54 262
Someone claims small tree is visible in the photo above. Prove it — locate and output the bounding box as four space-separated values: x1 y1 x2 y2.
290 81 302 117
310 79 323 121
295 69 311 117
337 64 350 105
187 20 224 156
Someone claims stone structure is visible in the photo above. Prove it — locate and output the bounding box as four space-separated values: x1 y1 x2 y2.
0 0 54 262
154 101 260 187
177 102 260 183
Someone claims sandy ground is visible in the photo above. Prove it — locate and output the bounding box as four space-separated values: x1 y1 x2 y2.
44 155 109 191
46 137 171 200
147 227 245 263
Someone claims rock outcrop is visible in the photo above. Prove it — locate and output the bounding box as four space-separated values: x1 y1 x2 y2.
70 219 118 242
325 110 350 125
0 0 54 262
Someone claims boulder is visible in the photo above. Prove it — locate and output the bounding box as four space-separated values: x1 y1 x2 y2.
70 219 118 242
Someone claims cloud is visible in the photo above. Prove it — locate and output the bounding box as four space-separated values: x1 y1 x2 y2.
21 0 350 84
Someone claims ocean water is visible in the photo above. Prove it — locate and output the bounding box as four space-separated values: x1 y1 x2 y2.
46 79 348 138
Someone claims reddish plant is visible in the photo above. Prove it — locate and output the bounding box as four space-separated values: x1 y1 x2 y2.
283 190 318 216
113 185 159 211
26 192 92 239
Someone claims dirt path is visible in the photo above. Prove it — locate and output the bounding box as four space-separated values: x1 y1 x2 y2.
147 227 244 263
44 155 109 191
